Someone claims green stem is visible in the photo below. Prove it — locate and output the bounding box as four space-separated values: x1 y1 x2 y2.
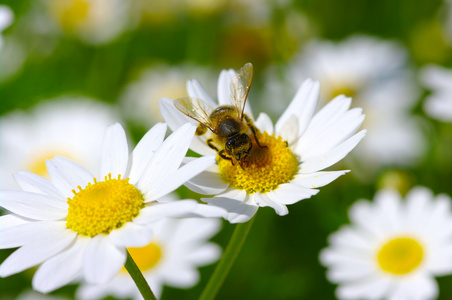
200 215 256 300
124 249 157 300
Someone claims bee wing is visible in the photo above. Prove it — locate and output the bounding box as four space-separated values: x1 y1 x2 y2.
174 97 216 132
230 63 254 120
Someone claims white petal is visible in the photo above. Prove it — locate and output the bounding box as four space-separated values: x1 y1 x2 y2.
83 235 126 284
185 167 229 195
33 236 89 293
100 123 129 178
217 69 235 105
389 274 437 300
204 189 257 223
337 276 392 300
133 200 199 224
178 202 227 218
187 79 216 106
275 79 319 136
0 221 67 249
267 183 319 205
278 115 299 146
0 214 29 230
161 265 199 287
348 200 385 239
137 123 196 193
159 98 214 156
128 123 167 185
293 171 348 189
46 157 94 198
109 222 154 248
13 171 65 199
0 191 67 220
255 193 289 215
183 244 221 266
170 218 222 244
300 130 366 173
0 229 76 277
254 112 274 135
144 155 216 201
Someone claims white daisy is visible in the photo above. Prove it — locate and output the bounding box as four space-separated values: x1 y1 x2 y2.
0 5 13 49
0 122 224 293
0 98 119 189
160 65 366 223
120 65 214 127
44 0 131 45
76 216 222 299
419 65 452 122
320 187 452 300
290 36 424 168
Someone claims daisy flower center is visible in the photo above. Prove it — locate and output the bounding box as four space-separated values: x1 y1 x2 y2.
377 237 424 275
122 242 163 273
25 150 75 178
66 174 145 237
51 0 90 31
218 132 299 193
330 85 357 99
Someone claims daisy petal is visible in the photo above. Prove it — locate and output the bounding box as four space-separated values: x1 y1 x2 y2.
0 191 67 220
109 222 154 248
300 130 366 173
185 168 229 195
100 123 129 178
254 112 274 135
0 229 76 277
13 171 65 199
268 183 319 205
187 79 216 106
33 236 89 293
0 214 29 230
337 276 392 300
0 221 67 249
204 189 257 223
133 200 199 224
276 79 319 136
137 123 196 193
46 157 94 198
217 69 235 105
256 193 288 215
389 273 437 300
145 155 216 200
83 235 126 284
183 244 221 266
293 171 349 189
179 202 227 218
128 123 167 185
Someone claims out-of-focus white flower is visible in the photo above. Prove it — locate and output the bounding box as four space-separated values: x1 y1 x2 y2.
0 98 119 189
77 216 222 299
120 65 214 127
420 65 452 122
0 5 13 49
16 290 69 300
320 187 452 300
291 36 424 169
160 64 365 223
45 0 131 45
0 122 224 293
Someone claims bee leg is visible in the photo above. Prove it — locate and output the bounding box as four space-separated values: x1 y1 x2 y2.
245 115 267 149
207 138 220 152
219 150 234 166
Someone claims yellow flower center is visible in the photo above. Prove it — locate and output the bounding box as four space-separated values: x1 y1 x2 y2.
66 174 145 237
50 0 90 32
377 237 424 275
218 132 299 193
25 149 76 179
330 85 357 99
122 242 163 273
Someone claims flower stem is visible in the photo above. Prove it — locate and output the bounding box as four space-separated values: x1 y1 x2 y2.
200 215 256 300
124 249 157 300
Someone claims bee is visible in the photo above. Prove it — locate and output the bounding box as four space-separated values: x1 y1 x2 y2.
174 63 265 168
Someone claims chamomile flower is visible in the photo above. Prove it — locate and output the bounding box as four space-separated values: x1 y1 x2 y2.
320 187 452 300
0 5 13 49
160 66 365 223
291 36 424 168
77 217 222 299
45 0 131 45
0 122 224 293
0 98 118 189
420 65 452 122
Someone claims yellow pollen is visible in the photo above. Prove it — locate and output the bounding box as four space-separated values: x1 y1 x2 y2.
121 242 163 273
218 132 299 193
330 85 357 99
377 237 424 275
66 174 145 237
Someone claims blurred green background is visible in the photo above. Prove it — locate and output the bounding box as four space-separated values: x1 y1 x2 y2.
1 0 452 299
